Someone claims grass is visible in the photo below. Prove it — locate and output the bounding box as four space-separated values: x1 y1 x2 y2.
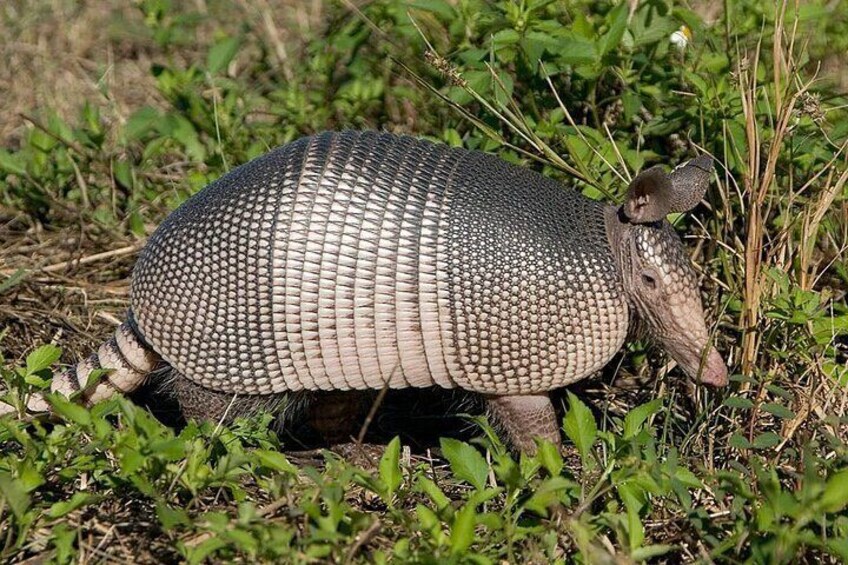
1 0 847 562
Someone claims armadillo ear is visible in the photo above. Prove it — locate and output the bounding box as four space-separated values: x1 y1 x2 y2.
621 166 674 224
667 154 714 213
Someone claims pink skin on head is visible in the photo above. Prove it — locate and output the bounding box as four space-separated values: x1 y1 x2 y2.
700 347 728 387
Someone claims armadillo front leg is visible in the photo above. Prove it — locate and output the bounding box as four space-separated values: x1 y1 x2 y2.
485 394 560 453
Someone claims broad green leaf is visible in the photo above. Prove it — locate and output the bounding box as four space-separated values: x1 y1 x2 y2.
493 71 514 108
761 403 795 420
0 473 31 520
450 503 476 554
47 393 91 426
523 476 575 515
674 467 702 489
536 439 563 476
47 491 101 518
554 36 598 66
632 544 675 561
821 468 848 513
416 476 451 511
416 504 439 530
562 392 597 464
380 437 403 500
600 4 628 55
618 481 645 550
491 29 520 49
0 149 27 176
125 107 161 141
254 449 297 474
752 432 782 449
156 501 191 529
185 536 229 565
408 0 455 19
440 438 488 490
113 159 134 190
728 433 752 449
623 399 663 439
723 396 754 410
207 36 241 74
25 344 61 375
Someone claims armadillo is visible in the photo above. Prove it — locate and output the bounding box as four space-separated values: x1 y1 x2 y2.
1 130 728 451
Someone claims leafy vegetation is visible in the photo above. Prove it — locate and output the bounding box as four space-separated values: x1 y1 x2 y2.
1 0 847 562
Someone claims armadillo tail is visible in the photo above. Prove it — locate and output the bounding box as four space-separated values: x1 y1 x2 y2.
2 317 161 415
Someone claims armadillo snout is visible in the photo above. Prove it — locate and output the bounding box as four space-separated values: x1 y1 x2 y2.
619 222 727 387
699 347 728 387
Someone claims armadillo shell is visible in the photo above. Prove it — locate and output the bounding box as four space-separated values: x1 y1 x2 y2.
131 131 629 395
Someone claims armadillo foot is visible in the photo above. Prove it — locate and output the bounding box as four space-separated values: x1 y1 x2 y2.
485 393 560 454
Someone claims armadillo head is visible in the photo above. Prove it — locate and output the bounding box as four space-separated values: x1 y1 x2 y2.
605 156 728 387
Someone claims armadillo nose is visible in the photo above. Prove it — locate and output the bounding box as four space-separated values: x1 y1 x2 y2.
700 348 728 387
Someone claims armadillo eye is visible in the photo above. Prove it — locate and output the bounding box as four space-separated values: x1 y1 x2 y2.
641 272 657 289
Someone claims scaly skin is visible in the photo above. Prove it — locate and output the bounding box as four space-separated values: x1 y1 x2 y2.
0 131 727 453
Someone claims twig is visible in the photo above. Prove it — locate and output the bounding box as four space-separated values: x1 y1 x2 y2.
344 518 381 564
21 242 144 275
356 384 390 444
19 112 87 155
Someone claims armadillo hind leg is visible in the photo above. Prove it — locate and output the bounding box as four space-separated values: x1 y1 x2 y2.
168 371 289 424
0 319 160 416
306 391 373 444
485 394 560 454
169 374 371 445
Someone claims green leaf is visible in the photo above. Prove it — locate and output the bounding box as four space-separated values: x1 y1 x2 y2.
632 544 675 561
47 393 91 426
492 29 520 49
416 476 451 511
47 491 101 518
156 501 191 529
600 4 628 55
254 449 297 474
440 438 488 490
380 437 403 500
821 468 848 513
674 467 702 489
450 503 476 554
562 392 597 464
523 476 575 515
617 481 645 550
623 399 663 439
729 433 752 449
408 0 455 19
752 432 782 449
185 536 228 565
0 472 31 520
207 36 241 74
554 36 598 66
536 439 563 476
723 397 754 410
761 403 795 420
0 149 27 176
113 159 134 190
125 107 161 141
25 344 61 375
